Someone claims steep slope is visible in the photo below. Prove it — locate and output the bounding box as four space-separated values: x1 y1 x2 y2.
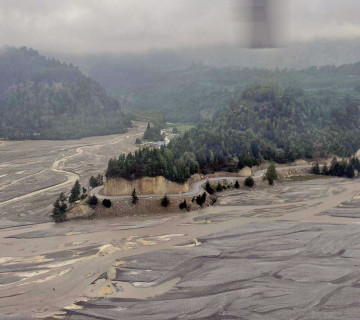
0 47 131 139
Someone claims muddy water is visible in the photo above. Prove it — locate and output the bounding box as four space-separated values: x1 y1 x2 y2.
0 122 147 228
2 176 360 318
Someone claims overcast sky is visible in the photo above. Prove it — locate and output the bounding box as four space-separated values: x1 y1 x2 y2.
0 0 359 54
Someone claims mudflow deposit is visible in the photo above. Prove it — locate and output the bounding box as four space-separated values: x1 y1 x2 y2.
2 126 360 319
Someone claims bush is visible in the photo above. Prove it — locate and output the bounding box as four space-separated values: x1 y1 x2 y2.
161 195 170 207
205 181 215 194
87 195 99 208
89 174 104 188
322 164 329 175
265 164 277 185
102 199 112 208
216 182 223 192
132 188 138 204
312 162 320 175
196 192 207 206
179 199 187 210
244 176 254 187
52 192 68 223
234 180 240 188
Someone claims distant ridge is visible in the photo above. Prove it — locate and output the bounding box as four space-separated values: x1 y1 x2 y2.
0 47 131 140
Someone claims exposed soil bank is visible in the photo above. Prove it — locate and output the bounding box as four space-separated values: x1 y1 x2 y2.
104 176 191 196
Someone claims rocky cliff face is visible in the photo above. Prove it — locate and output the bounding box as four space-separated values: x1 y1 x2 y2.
103 176 190 196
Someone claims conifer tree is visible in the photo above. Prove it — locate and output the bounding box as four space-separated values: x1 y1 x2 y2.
69 180 81 204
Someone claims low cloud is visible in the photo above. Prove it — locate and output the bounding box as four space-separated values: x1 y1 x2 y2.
0 0 359 54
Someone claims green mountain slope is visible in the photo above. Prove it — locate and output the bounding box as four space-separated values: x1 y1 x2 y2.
0 47 131 139
106 83 360 183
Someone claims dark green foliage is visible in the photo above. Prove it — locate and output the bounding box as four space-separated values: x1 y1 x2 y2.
244 176 254 187
312 162 321 175
132 188 138 204
52 192 68 223
315 157 358 178
265 164 278 185
143 123 163 141
350 157 360 171
322 164 329 175
196 192 207 206
89 174 103 188
205 181 215 195
234 180 240 188
135 138 142 145
329 157 347 177
179 200 188 210
106 82 360 184
69 180 81 204
86 195 98 208
216 182 223 192
106 147 196 183
347 164 355 178
104 58 360 124
161 195 170 207
80 194 87 200
172 127 179 134
102 199 112 208
0 47 130 140
82 187 87 194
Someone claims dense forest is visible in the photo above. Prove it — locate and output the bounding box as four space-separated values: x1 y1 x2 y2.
106 83 360 183
65 45 360 124
0 47 131 139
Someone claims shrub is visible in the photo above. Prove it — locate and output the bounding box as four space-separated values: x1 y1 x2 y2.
322 164 329 175
205 181 215 194
234 180 240 188
102 199 112 208
52 192 68 223
87 195 99 208
216 182 223 192
312 162 320 175
132 188 138 204
244 176 254 187
196 192 207 206
161 195 170 207
265 164 277 185
179 200 187 210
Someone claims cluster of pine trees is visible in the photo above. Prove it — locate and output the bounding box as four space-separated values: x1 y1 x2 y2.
312 157 360 178
105 83 360 184
106 147 199 183
52 179 97 222
143 123 163 141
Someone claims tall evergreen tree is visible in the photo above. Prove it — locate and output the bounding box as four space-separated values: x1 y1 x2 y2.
312 162 320 175
265 164 277 185
132 188 138 204
69 180 81 204
52 192 68 223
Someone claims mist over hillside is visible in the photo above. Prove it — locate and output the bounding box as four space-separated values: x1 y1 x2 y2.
49 39 360 123
0 47 131 140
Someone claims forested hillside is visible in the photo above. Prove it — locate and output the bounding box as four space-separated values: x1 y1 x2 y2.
106 83 360 183
107 62 360 123
0 47 131 139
